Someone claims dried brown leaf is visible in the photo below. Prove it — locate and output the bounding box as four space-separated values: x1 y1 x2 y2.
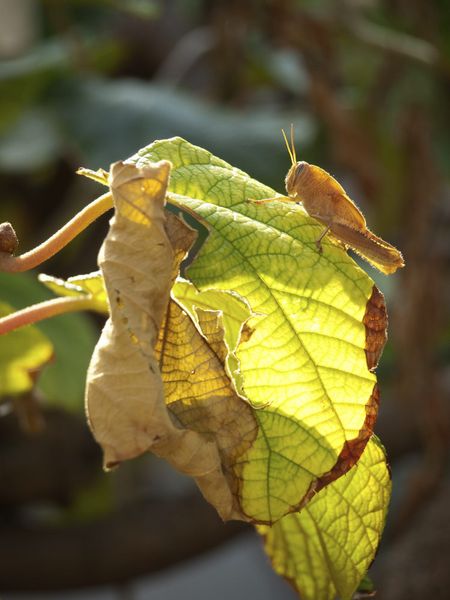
86 160 176 467
156 299 257 519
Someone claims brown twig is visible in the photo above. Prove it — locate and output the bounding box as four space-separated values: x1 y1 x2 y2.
0 192 112 273
0 296 96 335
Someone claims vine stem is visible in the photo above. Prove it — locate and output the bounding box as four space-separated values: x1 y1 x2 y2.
0 296 97 335
0 192 113 273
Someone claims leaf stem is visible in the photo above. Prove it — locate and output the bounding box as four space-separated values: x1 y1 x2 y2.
0 192 113 273
0 296 97 335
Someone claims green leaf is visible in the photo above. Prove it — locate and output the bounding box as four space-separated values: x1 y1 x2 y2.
172 277 253 394
0 272 98 412
0 301 53 396
130 137 385 523
39 271 109 314
257 436 391 600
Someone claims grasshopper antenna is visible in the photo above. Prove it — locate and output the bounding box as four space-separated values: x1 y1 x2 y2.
282 125 297 166
290 123 297 164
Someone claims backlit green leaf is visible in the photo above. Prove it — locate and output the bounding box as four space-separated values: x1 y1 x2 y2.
257 436 391 600
0 271 98 411
39 271 109 314
0 301 53 396
130 137 384 523
172 277 253 393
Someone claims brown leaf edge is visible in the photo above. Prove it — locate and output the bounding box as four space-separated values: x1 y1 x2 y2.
363 285 388 371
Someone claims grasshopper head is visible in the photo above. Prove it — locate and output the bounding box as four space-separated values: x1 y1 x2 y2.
285 161 308 199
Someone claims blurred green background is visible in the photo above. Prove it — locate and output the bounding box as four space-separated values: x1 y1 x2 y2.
0 1 449 598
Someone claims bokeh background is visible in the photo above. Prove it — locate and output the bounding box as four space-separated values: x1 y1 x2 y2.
0 1 449 599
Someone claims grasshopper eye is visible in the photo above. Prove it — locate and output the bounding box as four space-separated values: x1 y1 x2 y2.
295 162 307 177
285 161 308 197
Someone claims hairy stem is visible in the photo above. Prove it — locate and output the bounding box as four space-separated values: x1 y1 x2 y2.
0 192 113 273
0 296 96 335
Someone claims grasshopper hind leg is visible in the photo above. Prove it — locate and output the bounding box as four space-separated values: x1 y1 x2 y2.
315 223 331 254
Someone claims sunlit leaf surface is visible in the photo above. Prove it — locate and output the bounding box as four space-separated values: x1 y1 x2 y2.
257 436 391 600
133 137 385 523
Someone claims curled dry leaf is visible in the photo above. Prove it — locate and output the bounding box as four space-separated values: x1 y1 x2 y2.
85 160 256 520
85 160 176 467
156 298 257 520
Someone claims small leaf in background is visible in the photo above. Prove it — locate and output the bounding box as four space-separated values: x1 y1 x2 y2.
0 271 98 412
0 301 53 396
257 436 391 600
133 137 387 523
77 166 110 186
39 271 109 314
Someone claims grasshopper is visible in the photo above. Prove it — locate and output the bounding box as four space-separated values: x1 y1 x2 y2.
257 128 404 275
